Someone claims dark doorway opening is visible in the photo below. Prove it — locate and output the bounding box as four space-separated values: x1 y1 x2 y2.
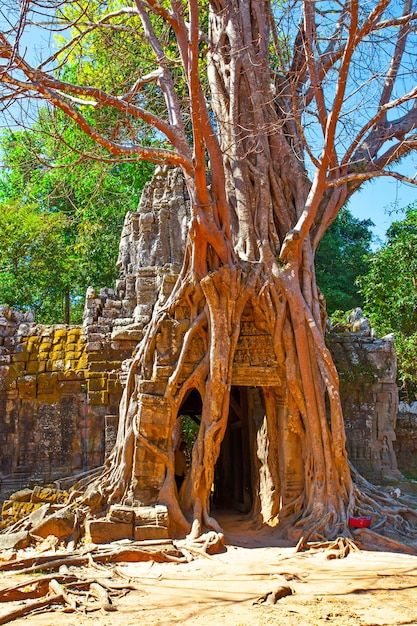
213 386 252 513
177 388 202 467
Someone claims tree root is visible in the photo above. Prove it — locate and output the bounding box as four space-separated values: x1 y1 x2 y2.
295 536 360 559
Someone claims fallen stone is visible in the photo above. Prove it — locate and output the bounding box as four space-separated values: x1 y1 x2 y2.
134 525 169 541
2 501 45 522
31 508 75 539
31 485 69 504
86 519 133 544
0 531 30 550
8 488 33 503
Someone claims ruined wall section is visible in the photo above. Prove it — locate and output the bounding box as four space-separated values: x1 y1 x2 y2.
328 331 400 483
395 403 417 479
0 305 133 491
0 167 191 494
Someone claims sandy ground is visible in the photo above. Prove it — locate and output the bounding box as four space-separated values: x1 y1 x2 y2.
1 516 417 626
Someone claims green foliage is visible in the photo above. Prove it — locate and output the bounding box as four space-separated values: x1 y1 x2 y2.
315 207 374 314
359 203 417 400
0 117 153 323
0 202 71 323
359 204 417 337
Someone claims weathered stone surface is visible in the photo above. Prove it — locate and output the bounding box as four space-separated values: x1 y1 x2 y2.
134 525 169 541
2 500 45 522
31 486 69 504
8 488 32 502
0 531 30 550
86 519 133 543
328 328 400 483
108 504 135 524
31 508 75 539
135 505 168 526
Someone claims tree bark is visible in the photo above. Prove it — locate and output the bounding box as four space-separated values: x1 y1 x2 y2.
79 0 417 544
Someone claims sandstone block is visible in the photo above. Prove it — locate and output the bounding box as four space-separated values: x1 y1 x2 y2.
88 376 108 392
86 519 133 543
88 390 109 405
11 351 29 362
134 525 169 541
0 531 30 550
2 500 45 522
108 379 122 394
135 504 168 526
86 341 102 352
26 361 40 374
31 485 69 504
9 488 32 502
32 508 75 539
108 505 135 524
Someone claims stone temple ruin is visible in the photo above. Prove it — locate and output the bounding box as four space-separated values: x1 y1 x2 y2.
0 167 416 515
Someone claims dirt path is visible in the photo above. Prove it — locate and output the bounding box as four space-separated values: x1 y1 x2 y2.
1 517 417 626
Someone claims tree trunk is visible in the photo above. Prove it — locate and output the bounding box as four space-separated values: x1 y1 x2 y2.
81 0 417 543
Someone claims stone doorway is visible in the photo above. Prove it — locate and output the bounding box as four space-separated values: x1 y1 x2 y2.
213 386 253 513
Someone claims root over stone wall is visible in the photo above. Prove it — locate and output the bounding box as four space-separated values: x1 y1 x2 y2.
0 168 412 500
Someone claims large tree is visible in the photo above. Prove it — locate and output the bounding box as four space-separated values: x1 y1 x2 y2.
1 0 417 542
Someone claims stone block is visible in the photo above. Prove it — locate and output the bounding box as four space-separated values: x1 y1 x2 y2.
32 508 75 539
67 328 82 339
86 341 102 352
86 519 133 543
90 360 120 372
102 308 121 319
31 485 69 504
108 379 122 394
54 329 69 340
135 504 168 526
9 488 33 502
2 500 45 521
134 525 169 541
88 390 109 405
108 505 135 524
88 376 108 392
11 351 29 362
51 359 65 372
26 361 40 374
0 531 30 550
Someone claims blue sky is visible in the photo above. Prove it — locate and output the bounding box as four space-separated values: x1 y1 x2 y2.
347 157 417 245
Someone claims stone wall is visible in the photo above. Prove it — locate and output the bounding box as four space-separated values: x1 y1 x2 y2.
395 403 417 478
0 304 134 491
328 331 400 483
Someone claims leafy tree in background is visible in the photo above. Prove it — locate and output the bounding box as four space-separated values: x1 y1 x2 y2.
0 113 153 323
360 204 417 400
316 208 374 314
0 202 70 322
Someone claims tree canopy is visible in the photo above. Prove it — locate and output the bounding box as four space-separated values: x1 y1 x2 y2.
0 108 153 324
0 201 70 322
316 207 374 314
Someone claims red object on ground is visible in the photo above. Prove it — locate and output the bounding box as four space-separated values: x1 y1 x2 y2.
349 516 372 528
